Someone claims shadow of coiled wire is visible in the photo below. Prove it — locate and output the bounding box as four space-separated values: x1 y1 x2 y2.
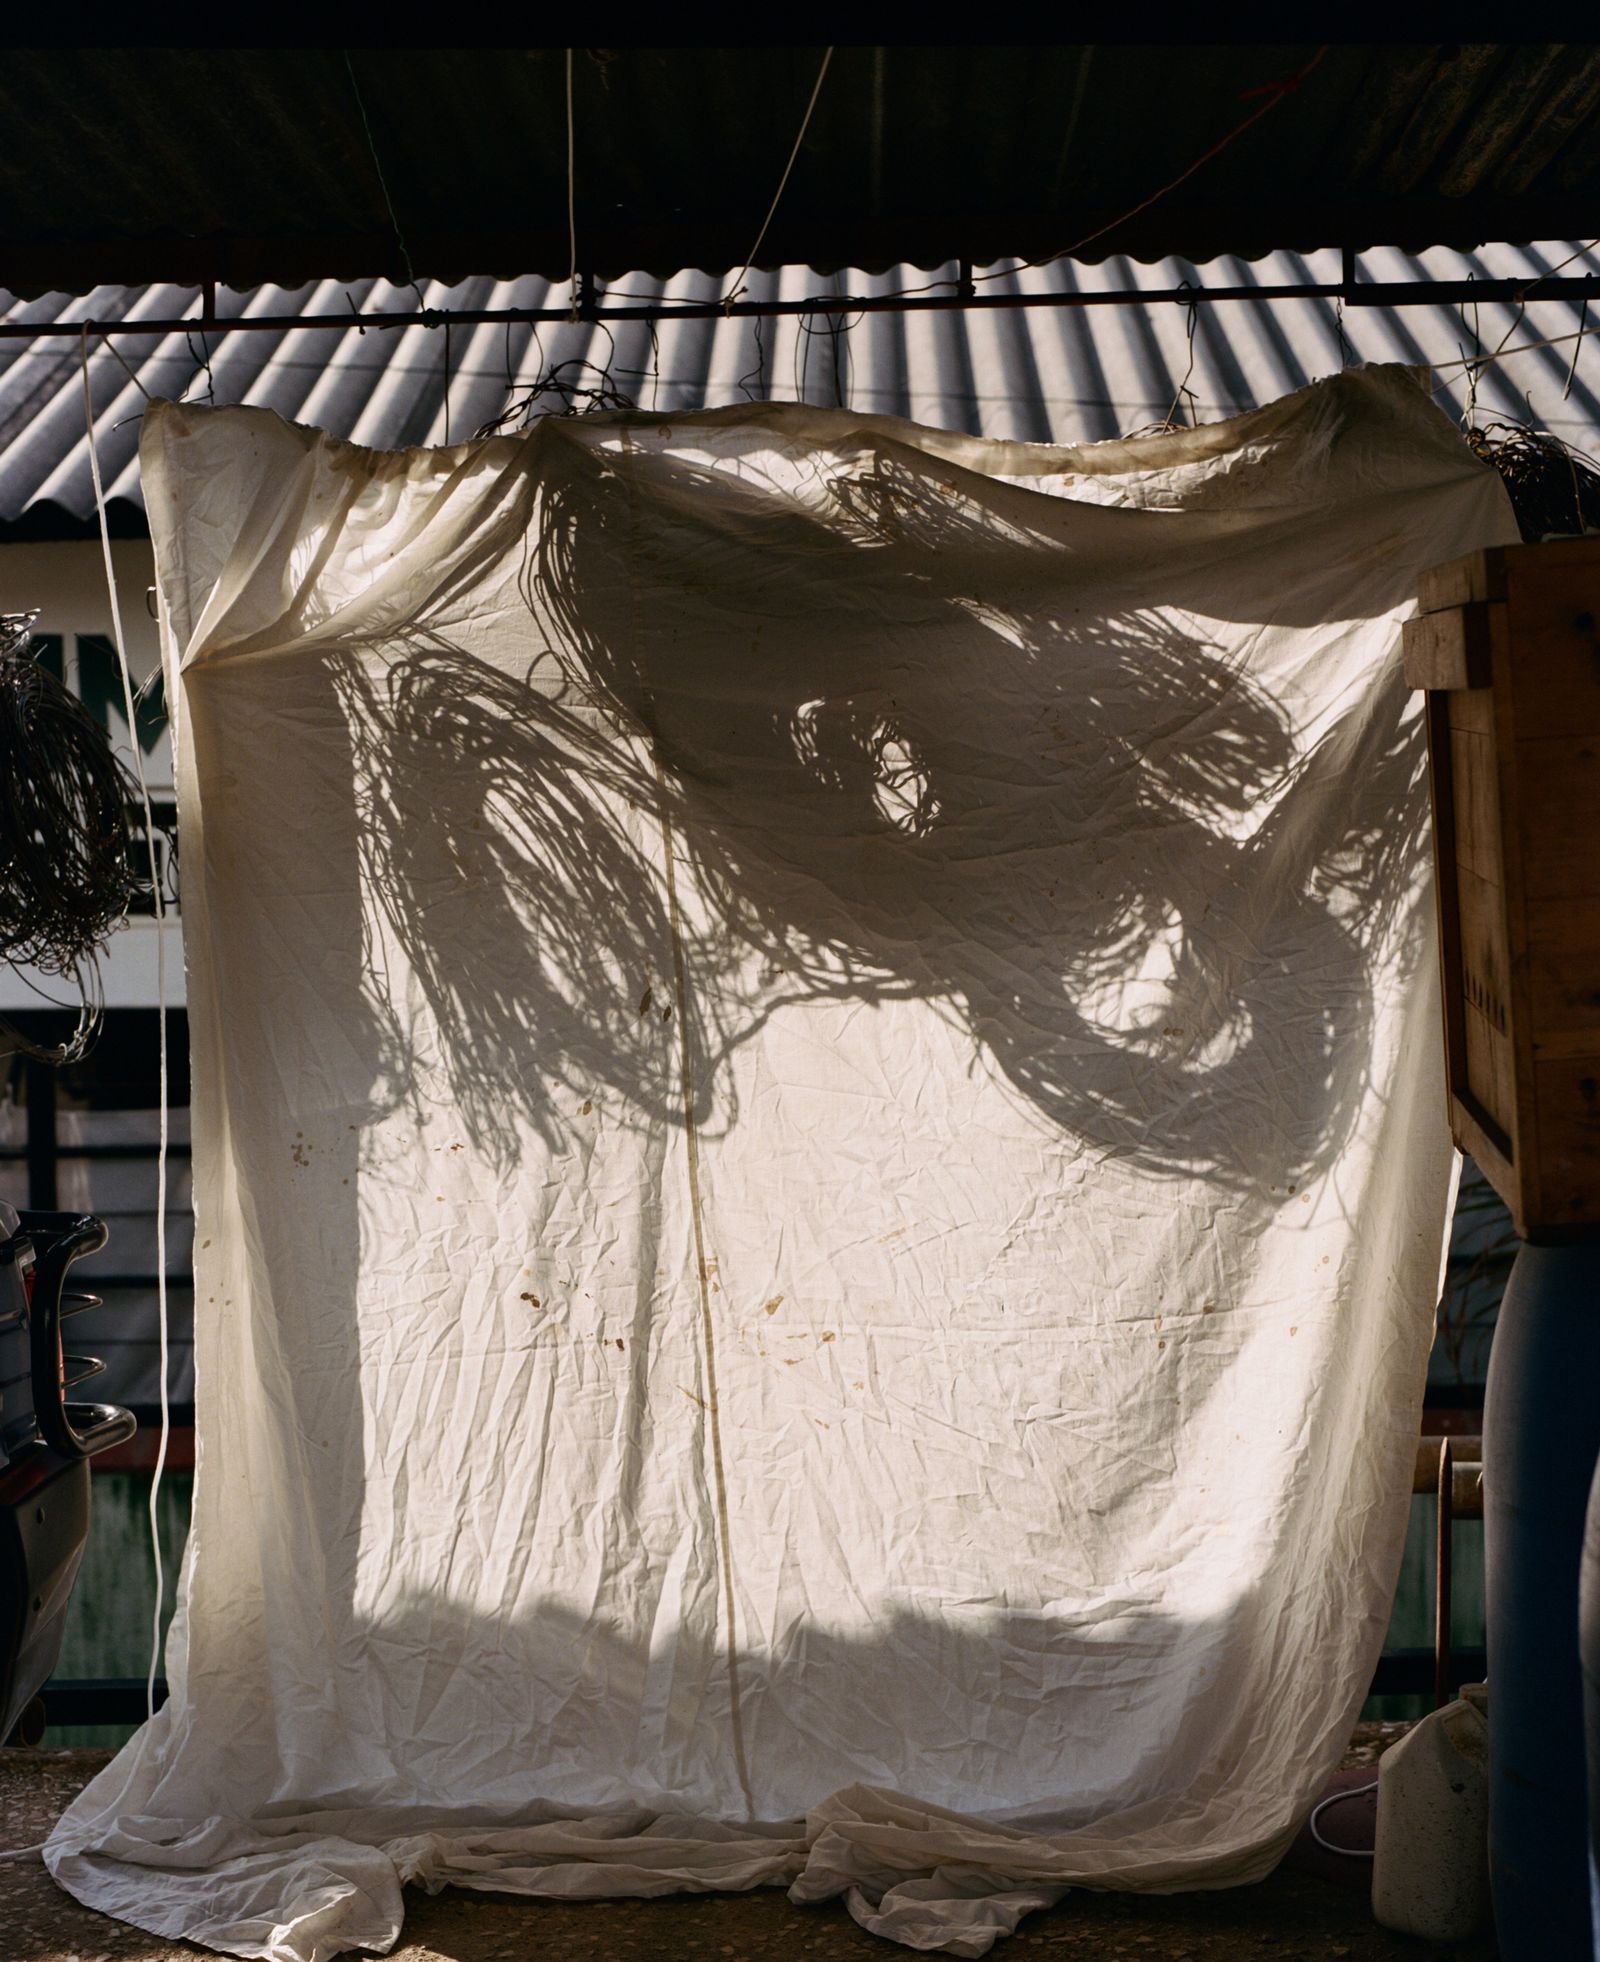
334 427 1427 1192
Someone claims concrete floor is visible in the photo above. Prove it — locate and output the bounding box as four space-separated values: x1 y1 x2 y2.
1 1732 1497 1962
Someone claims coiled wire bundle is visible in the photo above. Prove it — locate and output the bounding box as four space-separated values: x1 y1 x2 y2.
1467 419 1600 542
0 611 139 1060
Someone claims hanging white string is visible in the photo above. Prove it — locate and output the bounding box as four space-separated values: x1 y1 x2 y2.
1433 318 1600 378
1564 297 1590 401
1308 1779 1378 1857
726 47 833 310
344 49 424 310
80 323 172 1726
566 50 579 322
94 329 152 403
1430 245 1600 424
1483 238 1600 364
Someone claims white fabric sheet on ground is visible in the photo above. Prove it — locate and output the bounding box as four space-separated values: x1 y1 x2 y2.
48 367 1515 1960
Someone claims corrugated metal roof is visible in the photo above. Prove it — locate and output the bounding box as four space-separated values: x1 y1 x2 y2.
3 46 1600 291
4 244 1599 530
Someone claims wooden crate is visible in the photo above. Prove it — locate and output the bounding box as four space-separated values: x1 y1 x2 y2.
1403 537 1600 1239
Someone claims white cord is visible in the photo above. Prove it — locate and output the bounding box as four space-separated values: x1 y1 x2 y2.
726 48 834 310
0 1842 47 1862
565 50 578 322
1434 321 1600 377
1432 238 1600 382
1308 1778 1378 1857
81 325 171 1727
93 330 152 403
1479 237 1600 371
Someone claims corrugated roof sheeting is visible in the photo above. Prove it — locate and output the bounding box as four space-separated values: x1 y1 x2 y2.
4 243 1600 527
4 47 1600 289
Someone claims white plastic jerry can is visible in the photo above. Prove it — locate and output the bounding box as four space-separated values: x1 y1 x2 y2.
1372 1682 1491 1940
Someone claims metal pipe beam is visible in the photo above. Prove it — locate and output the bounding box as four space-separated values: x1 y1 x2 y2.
6 275 1600 342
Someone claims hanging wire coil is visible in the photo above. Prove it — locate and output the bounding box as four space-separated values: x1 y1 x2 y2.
1467 419 1600 542
0 610 139 1061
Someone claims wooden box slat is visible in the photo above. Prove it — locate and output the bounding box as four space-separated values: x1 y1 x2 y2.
1413 536 1600 1239
1504 562 1600 738
1417 548 1508 614
1518 738 1600 899
1402 604 1494 690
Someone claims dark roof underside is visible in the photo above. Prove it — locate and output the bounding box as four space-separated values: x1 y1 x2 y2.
3 44 1600 293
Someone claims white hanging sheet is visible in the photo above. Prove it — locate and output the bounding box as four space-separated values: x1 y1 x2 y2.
48 367 1514 1960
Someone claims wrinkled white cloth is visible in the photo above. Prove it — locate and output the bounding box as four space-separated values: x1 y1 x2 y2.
48 368 1514 1959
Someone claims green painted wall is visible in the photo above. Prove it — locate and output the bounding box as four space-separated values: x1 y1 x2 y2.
46 1471 1479 1747
50 1470 190 1749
